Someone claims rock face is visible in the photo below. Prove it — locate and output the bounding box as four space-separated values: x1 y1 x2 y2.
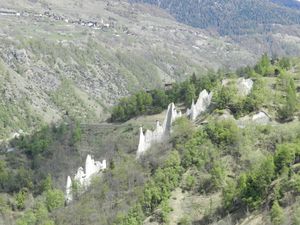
237 78 254 96
237 111 271 128
186 89 213 121
136 91 214 157
136 103 182 158
251 111 271 124
65 154 106 204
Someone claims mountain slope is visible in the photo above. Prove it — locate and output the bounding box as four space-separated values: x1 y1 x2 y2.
2 57 300 225
271 0 300 9
0 0 256 140
130 0 300 58
130 0 300 35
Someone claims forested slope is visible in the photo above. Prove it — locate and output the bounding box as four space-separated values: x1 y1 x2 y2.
130 0 300 35
1 56 300 225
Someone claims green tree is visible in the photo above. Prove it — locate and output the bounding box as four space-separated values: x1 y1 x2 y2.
183 175 196 191
151 89 168 109
136 91 153 113
204 120 240 152
0 160 8 191
293 204 300 225
274 143 298 174
210 163 225 190
111 105 125 122
278 78 297 121
270 201 284 225
255 53 272 76
16 211 37 225
34 202 55 225
214 85 236 110
184 83 196 106
115 204 144 225
72 122 82 143
16 189 27 210
171 117 195 147
244 78 267 113
240 157 275 209
45 189 64 212
222 180 237 210
278 57 291 70
42 174 53 192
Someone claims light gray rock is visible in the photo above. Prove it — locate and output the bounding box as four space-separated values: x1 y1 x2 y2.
237 111 271 128
136 103 182 158
186 89 212 121
65 176 72 204
252 111 271 124
222 78 254 96
65 154 106 204
237 78 253 96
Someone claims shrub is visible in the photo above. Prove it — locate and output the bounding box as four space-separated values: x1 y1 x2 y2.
171 117 195 147
277 77 297 121
16 189 27 210
72 122 82 144
274 143 298 174
240 157 275 209
115 204 144 225
289 174 300 194
178 216 192 225
45 189 64 212
293 203 300 225
210 162 226 190
16 211 37 225
270 201 284 225
222 180 237 210
204 120 240 153
183 175 196 191
181 130 214 169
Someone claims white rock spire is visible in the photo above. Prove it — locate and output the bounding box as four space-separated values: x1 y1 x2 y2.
136 102 182 158
187 89 212 121
237 78 253 96
65 176 73 204
65 154 106 203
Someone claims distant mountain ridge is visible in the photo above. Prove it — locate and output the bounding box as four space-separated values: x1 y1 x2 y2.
130 0 300 35
271 0 300 9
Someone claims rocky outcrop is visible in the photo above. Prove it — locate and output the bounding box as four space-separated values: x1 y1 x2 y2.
237 78 254 96
65 154 106 204
186 89 212 121
222 78 254 96
252 111 271 124
237 111 271 128
136 103 182 158
137 90 214 157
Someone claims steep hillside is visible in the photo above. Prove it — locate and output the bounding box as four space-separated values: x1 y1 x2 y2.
130 0 300 34
1 56 299 225
130 0 300 56
0 0 256 140
271 0 300 9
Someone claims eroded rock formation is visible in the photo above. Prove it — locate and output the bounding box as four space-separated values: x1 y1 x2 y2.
237 78 254 96
137 90 214 157
65 176 73 204
222 78 254 96
237 111 271 128
65 154 106 204
136 103 182 158
186 89 213 121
